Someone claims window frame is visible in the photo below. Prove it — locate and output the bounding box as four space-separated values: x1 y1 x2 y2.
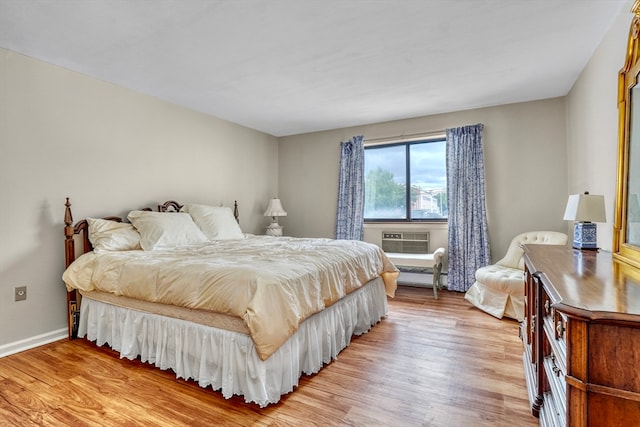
364 135 448 224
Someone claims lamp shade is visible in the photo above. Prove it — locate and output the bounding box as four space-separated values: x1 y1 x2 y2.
264 198 287 217
563 193 606 223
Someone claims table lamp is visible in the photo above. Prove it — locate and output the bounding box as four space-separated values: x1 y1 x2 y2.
264 198 287 236
563 192 606 250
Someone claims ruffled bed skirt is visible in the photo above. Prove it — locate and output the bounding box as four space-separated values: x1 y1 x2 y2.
78 277 388 407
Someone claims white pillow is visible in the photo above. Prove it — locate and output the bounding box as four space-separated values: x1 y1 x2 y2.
127 210 208 250
182 203 244 240
87 218 141 252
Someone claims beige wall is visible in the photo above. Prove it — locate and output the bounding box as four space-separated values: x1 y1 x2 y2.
0 48 279 348
279 98 569 263
566 5 632 251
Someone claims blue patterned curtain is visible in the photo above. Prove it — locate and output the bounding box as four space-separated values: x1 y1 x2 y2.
446 124 490 292
336 135 365 240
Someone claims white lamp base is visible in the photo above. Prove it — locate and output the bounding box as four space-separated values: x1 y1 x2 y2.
266 224 283 237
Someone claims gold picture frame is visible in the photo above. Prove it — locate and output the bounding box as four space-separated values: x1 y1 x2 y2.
614 0 640 268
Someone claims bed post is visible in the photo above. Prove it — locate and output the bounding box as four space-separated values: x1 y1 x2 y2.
64 198 76 267
64 198 79 339
234 200 239 224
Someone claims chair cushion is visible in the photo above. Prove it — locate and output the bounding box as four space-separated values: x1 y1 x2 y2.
475 265 524 287
385 247 446 268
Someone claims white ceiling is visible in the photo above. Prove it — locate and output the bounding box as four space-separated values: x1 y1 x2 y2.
0 0 628 137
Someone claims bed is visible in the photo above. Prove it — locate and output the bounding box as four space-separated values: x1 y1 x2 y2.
62 198 399 406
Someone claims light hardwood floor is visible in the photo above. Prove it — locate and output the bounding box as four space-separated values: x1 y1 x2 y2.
0 286 538 427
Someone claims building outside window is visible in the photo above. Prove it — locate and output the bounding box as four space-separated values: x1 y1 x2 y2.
364 138 447 221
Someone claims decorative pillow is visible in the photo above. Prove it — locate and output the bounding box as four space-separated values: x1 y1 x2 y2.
182 203 244 240
87 218 141 252
127 210 208 250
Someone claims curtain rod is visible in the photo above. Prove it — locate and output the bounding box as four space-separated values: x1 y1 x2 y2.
364 130 446 146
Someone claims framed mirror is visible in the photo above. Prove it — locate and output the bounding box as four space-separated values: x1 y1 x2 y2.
614 1 640 268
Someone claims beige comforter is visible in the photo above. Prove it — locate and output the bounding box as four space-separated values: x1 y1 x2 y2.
63 235 399 360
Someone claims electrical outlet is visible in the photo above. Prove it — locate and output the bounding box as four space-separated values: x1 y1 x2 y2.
14 286 27 302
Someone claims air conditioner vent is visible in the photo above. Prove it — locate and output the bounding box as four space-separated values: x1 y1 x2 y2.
381 231 429 254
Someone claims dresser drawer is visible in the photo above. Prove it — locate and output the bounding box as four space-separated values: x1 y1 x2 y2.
543 311 566 375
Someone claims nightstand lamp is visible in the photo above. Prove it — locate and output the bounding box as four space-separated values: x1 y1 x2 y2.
264 198 287 236
563 192 606 250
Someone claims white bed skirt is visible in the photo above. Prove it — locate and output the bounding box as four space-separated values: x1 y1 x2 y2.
78 277 388 407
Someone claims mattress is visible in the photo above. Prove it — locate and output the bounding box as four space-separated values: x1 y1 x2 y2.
80 290 249 334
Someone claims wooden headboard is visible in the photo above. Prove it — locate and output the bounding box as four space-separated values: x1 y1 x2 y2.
157 200 183 212
157 200 240 223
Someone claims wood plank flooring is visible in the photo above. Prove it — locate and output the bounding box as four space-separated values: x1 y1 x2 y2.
0 286 538 426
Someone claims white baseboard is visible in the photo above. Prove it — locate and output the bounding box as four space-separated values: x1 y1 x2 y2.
0 328 67 358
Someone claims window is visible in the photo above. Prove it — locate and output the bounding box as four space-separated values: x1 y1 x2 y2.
364 139 447 221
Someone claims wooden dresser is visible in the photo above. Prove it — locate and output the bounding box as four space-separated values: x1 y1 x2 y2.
521 244 640 427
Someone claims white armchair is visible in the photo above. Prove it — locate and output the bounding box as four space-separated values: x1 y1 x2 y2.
464 231 568 321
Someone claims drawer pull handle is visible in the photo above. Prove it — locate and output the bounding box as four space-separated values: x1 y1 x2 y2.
550 355 562 377
556 321 565 338
531 315 536 331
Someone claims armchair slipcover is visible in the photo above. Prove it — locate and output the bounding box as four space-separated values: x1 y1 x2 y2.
464 231 568 321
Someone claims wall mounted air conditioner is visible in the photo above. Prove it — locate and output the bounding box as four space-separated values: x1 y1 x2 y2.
381 231 429 254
